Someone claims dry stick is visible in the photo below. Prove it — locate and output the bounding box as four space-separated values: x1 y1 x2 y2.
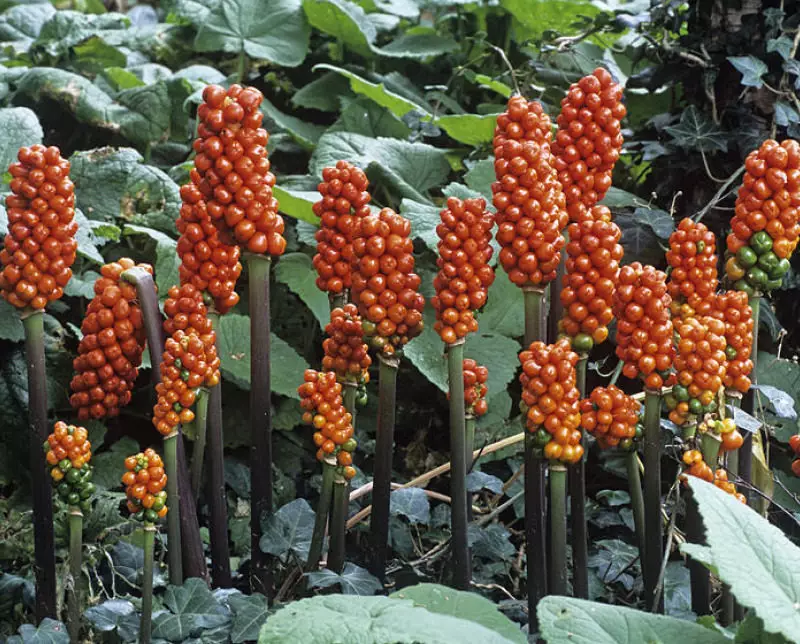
189 389 210 502
643 389 664 613
248 254 273 597
140 524 156 644
523 286 548 628
740 295 760 505
570 355 589 599
448 340 470 589
67 508 83 641
21 310 56 621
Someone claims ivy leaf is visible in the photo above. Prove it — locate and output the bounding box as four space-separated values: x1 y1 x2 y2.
122 225 180 297
467 523 515 560
0 107 43 173
274 253 330 330
616 207 673 265
6 618 70 644
663 562 693 620
259 498 315 562
588 539 640 590
306 562 383 596
774 101 800 128
466 471 504 494
195 0 310 67
664 106 728 153
767 36 793 60
228 593 269 643
152 578 231 641
783 59 800 90
84 599 140 642
390 487 430 524
727 56 769 88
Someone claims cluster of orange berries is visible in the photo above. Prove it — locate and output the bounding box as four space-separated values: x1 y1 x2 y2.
322 304 371 385
725 139 800 293
613 263 675 391
519 338 583 464
552 68 626 223
710 291 754 394
351 208 425 355
560 211 622 351
312 161 372 294
579 385 640 450
298 370 357 480
789 435 800 476
463 359 488 417
152 284 220 436
45 422 94 512
122 449 168 523
432 196 495 344
492 96 567 286
0 145 76 310
666 218 718 312
70 259 148 420
681 450 746 503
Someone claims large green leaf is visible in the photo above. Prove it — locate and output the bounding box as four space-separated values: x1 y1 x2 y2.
260 97 326 150
0 107 42 173
84 599 140 642
304 0 375 58
664 106 729 153
436 113 496 146
195 0 310 67
682 478 800 640
257 594 517 643
377 28 458 59
6 618 70 644
258 498 315 562
228 593 270 644
728 56 769 88
0 300 24 342
151 578 231 641
307 562 383 595
501 0 598 39
390 583 526 644
331 96 412 139
291 72 354 112
273 186 319 225
273 253 330 330
0 3 55 49
398 198 440 252
477 269 523 338
537 596 729 644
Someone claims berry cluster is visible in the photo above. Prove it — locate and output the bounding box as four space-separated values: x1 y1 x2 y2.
560 212 622 352
153 284 220 436
351 208 425 355
682 449 746 503
432 196 495 344
298 370 357 480
667 316 727 425
122 449 168 523
70 259 148 420
710 291 754 393
789 434 800 476
725 139 800 294
579 385 640 450
0 145 76 310
312 161 372 294
45 421 94 513
552 68 626 223
519 338 583 463
612 263 675 391
322 304 371 385
493 96 567 286
463 359 488 417
666 218 718 314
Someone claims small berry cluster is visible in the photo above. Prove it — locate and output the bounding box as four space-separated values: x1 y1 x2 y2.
0 145 76 310
725 139 800 294
298 370 357 480
612 263 675 391
322 304 371 385
579 385 640 450
351 208 425 355
666 218 718 314
463 359 488 417
682 449 746 503
122 449 168 523
432 196 495 344
312 161 372 295
789 435 800 476
560 212 622 352
153 284 220 436
45 421 94 513
493 96 567 286
710 291 754 394
519 338 583 464
552 68 626 223
70 259 148 420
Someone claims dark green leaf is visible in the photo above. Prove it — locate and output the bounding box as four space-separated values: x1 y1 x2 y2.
774 101 799 128
72 36 127 74
767 36 793 60
390 487 430 524
477 269 523 339
84 599 139 641
7 618 70 644
274 253 330 330
306 562 383 596
331 96 411 139
783 60 800 90
228 593 269 643
152 578 231 641
0 107 43 173
663 562 693 620
463 157 495 199
664 106 729 153
291 72 354 112
753 384 797 419
92 436 139 491
0 299 24 342
467 523 515 560
728 56 769 88
261 97 325 150
587 539 639 590
466 471 504 494
258 498 315 562
596 490 631 506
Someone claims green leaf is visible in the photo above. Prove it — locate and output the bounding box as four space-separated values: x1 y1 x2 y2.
291 72 354 112
307 562 383 596
755 350 800 433
783 59 800 90
477 269 523 338
331 97 411 139
471 74 512 98
0 299 24 342
369 0 418 17
728 56 769 88
303 0 375 57
152 578 231 641
664 106 729 153
0 107 43 173
436 113 496 146
73 208 105 264
7 618 70 644
259 595 517 643
72 36 127 74
390 487 430 524
260 97 325 150
683 477 800 640
215 313 309 397
228 593 270 643
537 596 730 644
663 562 694 620
468 523 516 560
390 583 526 644
122 225 180 297
274 186 319 225
464 157 495 199
195 0 310 67
258 498 315 562
377 29 458 59
775 101 800 128
616 207 673 265
92 436 139 491
767 36 793 60
399 198 440 251
588 539 639 590
0 3 55 48
84 599 139 642
274 253 329 330
501 0 599 40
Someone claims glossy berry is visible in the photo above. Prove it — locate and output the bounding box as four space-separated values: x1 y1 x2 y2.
463 359 489 417
580 385 640 450
519 338 583 464
70 259 149 420
709 291 754 393
432 196 495 344
122 448 168 521
681 450 746 503
492 96 567 286
45 421 94 511
666 218 718 315
552 68 626 223
351 208 425 355
313 161 371 294
0 145 77 310
322 304 371 385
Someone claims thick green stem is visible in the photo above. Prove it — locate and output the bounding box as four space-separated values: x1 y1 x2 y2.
140 525 156 644
190 389 210 502
609 360 624 387
570 356 589 598
22 311 56 621
740 296 760 503
686 495 709 616
328 477 348 573
67 509 83 642
465 415 476 521
369 354 398 580
330 293 346 311
626 451 646 566
307 459 336 572
548 251 567 342
248 254 273 597
643 391 664 613
236 52 248 83
524 435 547 630
447 341 470 589
164 433 183 584
549 464 568 596
523 287 545 347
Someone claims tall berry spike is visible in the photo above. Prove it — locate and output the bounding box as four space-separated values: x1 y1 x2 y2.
666 218 718 318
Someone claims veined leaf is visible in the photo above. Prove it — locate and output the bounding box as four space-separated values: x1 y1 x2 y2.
728 55 769 88
664 106 729 153
273 253 330 330
0 107 43 173
306 562 383 596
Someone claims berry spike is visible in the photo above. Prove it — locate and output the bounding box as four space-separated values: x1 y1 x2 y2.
666 218 718 318
710 290 754 394
122 449 169 522
45 421 95 509
322 303 371 386
579 385 640 450
463 359 488 418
